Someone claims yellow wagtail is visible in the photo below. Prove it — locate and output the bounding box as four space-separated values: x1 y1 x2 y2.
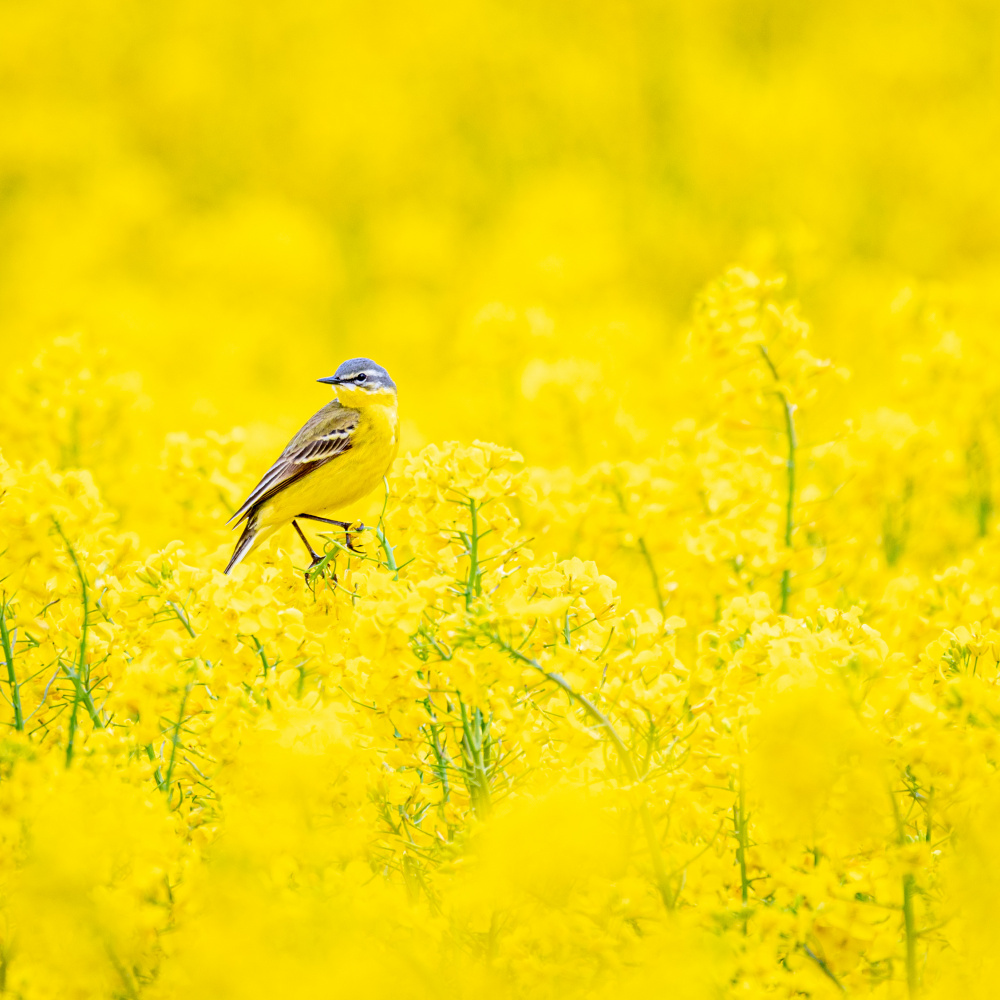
224 358 399 575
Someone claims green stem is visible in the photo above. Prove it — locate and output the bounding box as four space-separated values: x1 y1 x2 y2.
498 640 675 909
53 520 96 764
0 598 24 731
465 499 481 609
163 685 192 804
167 601 196 638
52 519 89 686
425 719 451 802
636 536 666 617
733 772 750 907
903 873 919 997
458 699 490 817
802 946 846 993
423 689 452 801
610 485 665 616
891 777 920 998
376 477 400 579
759 346 797 614
60 660 104 765
251 636 270 679
59 662 104 729
374 524 398 578
65 692 80 765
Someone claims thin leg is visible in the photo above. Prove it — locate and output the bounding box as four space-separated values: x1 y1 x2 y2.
292 519 328 582
296 513 366 552
296 514 352 530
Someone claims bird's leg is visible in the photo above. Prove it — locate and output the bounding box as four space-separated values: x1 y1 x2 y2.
295 514 366 552
292 519 333 582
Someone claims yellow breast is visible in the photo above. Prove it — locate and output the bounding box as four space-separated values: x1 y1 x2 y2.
258 400 399 529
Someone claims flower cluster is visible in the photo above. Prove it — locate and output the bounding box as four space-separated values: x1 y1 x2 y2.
4 267 1000 998
5 2 1000 993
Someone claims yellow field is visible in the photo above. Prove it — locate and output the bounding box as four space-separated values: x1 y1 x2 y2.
3 1 1000 996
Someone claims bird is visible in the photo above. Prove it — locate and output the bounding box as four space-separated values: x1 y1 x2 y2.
224 358 399 575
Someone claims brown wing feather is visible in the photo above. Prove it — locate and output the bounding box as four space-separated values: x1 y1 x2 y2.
229 401 358 525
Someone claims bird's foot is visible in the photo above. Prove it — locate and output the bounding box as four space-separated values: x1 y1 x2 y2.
304 554 337 585
343 521 366 552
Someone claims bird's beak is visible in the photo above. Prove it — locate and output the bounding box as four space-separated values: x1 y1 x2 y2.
317 375 341 385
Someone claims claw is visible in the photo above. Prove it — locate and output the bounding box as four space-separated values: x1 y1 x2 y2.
344 520 366 552
304 562 337 585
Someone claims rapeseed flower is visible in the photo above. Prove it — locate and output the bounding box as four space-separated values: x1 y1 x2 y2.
5 1 1000 996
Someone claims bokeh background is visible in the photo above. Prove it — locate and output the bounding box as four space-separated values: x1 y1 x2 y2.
6 4 1000 997
4 0 1000 452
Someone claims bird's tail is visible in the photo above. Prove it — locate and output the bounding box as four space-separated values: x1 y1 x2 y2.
224 513 259 575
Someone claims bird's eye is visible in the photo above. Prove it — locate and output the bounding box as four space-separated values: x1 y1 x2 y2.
355 373 367 383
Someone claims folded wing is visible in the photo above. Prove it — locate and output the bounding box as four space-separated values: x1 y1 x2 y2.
229 402 358 525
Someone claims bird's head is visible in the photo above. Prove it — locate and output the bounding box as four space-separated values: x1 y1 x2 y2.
318 358 397 407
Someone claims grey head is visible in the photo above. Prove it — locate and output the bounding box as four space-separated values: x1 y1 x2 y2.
317 358 396 394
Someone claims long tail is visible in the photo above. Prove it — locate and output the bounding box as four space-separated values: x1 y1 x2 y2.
224 513 258 575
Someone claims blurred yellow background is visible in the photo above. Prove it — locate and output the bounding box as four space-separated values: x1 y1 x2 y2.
4 0 999 456
6 5 1000 997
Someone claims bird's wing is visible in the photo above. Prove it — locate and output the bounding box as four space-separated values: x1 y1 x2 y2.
229 401 358 525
